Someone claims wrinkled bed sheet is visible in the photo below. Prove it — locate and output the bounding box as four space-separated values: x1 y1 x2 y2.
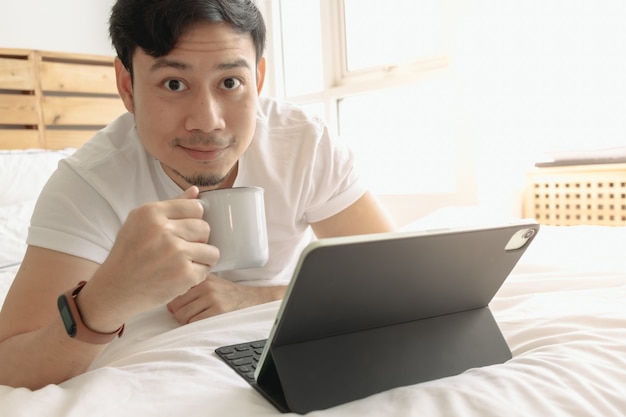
1 222 625 417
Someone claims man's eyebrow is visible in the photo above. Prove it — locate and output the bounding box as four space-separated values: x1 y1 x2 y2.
150 58 190 72
217 58 252 71
150 58 252 72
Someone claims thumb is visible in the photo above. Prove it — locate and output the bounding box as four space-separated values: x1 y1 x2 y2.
178 186 200 200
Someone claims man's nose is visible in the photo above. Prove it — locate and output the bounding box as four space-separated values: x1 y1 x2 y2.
184 89 226 132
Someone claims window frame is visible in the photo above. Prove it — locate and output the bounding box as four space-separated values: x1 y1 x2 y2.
263 0 450 124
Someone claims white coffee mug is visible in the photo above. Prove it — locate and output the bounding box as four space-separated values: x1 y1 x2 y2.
198 187 268 272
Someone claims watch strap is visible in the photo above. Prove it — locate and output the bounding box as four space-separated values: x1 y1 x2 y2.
57 281 125 344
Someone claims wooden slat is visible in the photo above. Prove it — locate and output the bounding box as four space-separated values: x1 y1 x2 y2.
0 48 122 151
44 129 98 149
0 94 39 124
38 50 115 65
0 130 41 149
0 56 36 90
42 96 126 126
39 61 118 94
0 48 33 57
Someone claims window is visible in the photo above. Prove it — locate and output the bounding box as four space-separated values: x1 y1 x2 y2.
262 0 469 201
277 0 324 96
342 0 443 72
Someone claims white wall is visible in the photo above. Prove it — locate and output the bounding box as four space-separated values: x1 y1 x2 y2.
451 0 626 216
1 0 116 55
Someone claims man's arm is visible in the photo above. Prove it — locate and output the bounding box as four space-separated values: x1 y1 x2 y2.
0 188 217 389
167 190 395 324
311 191 396 238
0 247 108 389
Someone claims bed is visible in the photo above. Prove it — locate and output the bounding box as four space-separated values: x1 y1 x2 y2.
1 49 626 417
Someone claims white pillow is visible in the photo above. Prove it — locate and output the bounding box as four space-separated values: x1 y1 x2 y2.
0 265 20 307
0 148 75 206
0 200 36 268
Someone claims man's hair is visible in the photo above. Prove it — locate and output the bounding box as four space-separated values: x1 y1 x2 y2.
109 0 266 74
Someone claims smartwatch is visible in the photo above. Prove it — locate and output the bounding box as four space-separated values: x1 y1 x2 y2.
57 281 125 344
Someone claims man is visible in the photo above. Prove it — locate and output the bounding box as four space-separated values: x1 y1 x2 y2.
0 0 394 389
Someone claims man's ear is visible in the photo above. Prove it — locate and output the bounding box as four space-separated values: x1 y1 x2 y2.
114 57 135 113
256 57 266 95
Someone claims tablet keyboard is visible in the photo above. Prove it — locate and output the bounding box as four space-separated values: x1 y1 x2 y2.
215 339 267 382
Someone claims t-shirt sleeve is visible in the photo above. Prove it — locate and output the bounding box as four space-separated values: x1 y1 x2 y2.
27 160 121 264
303 124 368 223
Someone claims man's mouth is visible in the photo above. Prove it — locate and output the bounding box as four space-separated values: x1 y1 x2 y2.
179 145 226 161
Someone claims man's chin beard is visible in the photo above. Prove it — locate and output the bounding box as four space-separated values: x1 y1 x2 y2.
171 169 229 188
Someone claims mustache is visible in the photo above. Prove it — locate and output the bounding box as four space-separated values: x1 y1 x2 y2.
172 133 233 148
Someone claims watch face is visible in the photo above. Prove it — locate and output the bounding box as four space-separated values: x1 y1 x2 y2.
57 294 77 337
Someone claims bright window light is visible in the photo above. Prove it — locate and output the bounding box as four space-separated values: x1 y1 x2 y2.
343 0 443 71
338 79 457 195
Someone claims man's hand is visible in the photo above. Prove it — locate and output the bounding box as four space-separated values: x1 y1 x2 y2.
167 275 287 324
78 186 220 332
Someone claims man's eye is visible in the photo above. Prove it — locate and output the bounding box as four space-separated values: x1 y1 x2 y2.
221 78 241 90
164 79 187 92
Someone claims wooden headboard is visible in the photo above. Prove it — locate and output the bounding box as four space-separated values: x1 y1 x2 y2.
0 48 126 150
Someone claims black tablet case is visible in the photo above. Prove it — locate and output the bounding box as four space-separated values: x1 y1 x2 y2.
224 223 539 414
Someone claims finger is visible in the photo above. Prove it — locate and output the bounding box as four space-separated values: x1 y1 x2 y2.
161 198 204 220
161 186 203 219
174 255 215 298
165 241 218 289
168 291 198 318
171 218 210 243
168 282 212 324
185 240 221 270
188 307 218 323
176 297 222 324
168 289 201 323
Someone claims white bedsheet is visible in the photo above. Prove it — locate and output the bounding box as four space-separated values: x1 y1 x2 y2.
1 219 625 416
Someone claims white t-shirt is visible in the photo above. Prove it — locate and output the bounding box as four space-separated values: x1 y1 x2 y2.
28 97 366 285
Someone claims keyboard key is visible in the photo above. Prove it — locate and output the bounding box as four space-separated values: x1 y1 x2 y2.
225 350 254 360
235 344 252 351
238 365 253 373
215 339 269 383
233 357 254 366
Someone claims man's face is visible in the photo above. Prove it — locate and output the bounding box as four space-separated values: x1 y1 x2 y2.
116 22 265 191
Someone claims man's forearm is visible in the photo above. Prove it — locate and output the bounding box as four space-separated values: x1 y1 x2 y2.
0 316 108 389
